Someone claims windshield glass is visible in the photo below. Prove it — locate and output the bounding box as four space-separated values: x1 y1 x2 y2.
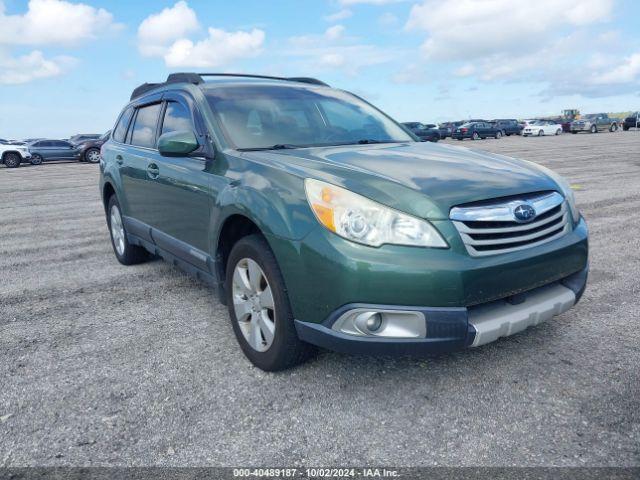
205 85 413 149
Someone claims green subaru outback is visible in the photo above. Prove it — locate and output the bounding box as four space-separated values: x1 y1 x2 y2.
99 73 588 371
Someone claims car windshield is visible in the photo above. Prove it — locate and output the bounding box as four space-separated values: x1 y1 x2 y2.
582 114 598 120
204 85 413 150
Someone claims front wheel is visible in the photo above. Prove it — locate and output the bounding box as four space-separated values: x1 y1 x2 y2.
106 195 150 265
472 132 480 140
30 154 43 165
538 130 544 136
3 153 21 168
609 124 617 132
556 129 562 135
495 131 502 139
85 148 101 163
226 235 315 371
590 125 597 133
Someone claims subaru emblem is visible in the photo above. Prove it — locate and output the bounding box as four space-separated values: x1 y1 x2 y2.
513 204 536 223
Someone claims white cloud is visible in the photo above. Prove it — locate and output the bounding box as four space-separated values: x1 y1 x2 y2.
0 0 119 47
406 0 613 60
137 1 199 57
591 53 640 85
164 28 264 68
288 26 394 76
324 9 352 22
339 0 406 5
137 2 265 68
454 64 475 77
0 49 75 84
325 25 346 41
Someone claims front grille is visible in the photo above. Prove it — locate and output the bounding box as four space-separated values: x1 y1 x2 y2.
450 192 571 257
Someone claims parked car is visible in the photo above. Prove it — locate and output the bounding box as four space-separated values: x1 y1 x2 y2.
490 119 522 136
451 121 501 140
622 112 639 131
69 134 101 145
570 113 618 133
77 131 110 163
1 142 32 167
100 72 588 371
522 120 563 137
439 121 462 137
402 122 440 142
423 123 450 139
28 139 82 164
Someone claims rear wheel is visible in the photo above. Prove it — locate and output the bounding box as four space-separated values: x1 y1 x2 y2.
106 195 150 265
623 125 629 131
3 153 21 168
555 129 562 135
538 130 544 136
226 234 315 371
30 154 43 165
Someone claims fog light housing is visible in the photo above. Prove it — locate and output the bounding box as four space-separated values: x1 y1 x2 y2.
332 308 426 338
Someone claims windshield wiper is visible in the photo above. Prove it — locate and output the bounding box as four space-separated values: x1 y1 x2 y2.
238 144 301 151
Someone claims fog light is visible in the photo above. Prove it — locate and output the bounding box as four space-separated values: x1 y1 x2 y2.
332 308 426 338
365 313 383 332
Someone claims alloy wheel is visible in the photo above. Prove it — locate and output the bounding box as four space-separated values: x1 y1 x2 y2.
86 149 101 163
232 258 276 352
110 205 126 256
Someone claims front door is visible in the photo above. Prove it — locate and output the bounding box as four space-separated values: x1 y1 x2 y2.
151 96 214 270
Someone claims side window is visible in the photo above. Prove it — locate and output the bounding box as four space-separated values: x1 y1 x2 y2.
113 107 134 143
161 101 193 135
130 103 162 148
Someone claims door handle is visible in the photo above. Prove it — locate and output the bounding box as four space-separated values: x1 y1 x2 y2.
147 163 160 179
115 155 123 165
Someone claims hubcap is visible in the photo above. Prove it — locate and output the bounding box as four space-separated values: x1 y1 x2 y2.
32 156 42 164
87 150 100 163
110 205 125 256
232 258 276 352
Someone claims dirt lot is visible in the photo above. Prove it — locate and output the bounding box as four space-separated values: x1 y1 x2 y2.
1 131 639 466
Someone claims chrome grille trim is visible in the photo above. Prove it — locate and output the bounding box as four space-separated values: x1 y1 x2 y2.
450 192 571 257
450 191 564 223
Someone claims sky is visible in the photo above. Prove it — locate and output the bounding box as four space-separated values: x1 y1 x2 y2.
0 0 639 139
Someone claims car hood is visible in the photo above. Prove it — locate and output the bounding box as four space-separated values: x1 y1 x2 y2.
244 142 562 220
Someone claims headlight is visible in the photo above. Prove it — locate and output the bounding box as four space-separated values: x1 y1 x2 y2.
553 175 580 224
304 178 448 248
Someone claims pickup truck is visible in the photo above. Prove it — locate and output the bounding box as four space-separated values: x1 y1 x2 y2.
570 113 618 133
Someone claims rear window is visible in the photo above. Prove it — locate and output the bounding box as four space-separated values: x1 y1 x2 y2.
113 107 134 143
130 104 162 148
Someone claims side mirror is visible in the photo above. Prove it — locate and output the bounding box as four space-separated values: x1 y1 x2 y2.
158 130 199 156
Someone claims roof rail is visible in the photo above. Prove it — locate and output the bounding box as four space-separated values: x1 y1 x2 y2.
130 73 329 100
130 83 162 100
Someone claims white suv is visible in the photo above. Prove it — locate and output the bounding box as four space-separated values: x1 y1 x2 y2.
0 142 32 168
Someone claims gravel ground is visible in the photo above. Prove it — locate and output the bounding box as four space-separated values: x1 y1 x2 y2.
1 131 639 467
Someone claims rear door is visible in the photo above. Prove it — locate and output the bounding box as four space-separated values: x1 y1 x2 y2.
119 98 163 239
54 141 76 160
151 93 213 266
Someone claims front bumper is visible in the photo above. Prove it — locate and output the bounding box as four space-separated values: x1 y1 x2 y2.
570 124 590 132
295 265 588 355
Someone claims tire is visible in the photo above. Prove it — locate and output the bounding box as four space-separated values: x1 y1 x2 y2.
495 131 502 139
472 132 480 140
501 129 506 137
106 195 150 266
3 153 21 168
623 125 629 131
226 234 315 371
572 131 578 134
590 125 597 133
85 148 101 164
30 154 43 165
538 130 544 136
609 123 617 132
456 138 463 141
556 129 562 135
